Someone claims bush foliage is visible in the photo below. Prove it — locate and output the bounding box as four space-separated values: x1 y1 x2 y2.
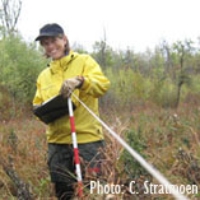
0 35 46 105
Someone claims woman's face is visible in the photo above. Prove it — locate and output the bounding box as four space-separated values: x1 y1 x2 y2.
40 36 67 60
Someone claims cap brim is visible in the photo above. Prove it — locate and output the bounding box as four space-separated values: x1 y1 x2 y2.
35 33 58 41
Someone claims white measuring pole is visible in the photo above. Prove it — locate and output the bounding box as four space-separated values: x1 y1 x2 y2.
68 97 83 197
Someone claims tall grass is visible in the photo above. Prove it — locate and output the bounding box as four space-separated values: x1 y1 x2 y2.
0 95 200 199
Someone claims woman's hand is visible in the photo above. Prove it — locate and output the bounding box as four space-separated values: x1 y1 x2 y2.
60 76 84 98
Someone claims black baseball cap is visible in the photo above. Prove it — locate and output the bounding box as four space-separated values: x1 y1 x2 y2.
35 23 64 41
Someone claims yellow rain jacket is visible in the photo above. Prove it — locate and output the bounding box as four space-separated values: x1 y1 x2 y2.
33 51 110 144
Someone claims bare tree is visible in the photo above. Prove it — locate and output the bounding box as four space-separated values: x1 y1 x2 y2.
0 0 22 36
92 27 111 68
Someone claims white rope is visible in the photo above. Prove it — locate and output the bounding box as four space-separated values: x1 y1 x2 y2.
72 93 189 200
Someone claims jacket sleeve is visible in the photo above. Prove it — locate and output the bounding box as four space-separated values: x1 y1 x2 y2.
32 78 43 106
80 55 110 98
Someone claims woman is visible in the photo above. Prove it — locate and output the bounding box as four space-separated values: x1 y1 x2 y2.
33 23 110 199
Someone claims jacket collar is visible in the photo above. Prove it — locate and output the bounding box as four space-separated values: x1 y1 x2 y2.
50 50 77 74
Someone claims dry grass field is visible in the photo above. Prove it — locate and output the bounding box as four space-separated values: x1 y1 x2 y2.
0 98 200 199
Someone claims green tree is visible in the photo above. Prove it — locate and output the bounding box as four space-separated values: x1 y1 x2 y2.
172 40 193 108
92 30 114 69
0 35 46 114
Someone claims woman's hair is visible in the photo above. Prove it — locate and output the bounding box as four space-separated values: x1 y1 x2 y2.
40 34 70 58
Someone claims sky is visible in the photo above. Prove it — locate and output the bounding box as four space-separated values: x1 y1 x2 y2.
17 0 200 52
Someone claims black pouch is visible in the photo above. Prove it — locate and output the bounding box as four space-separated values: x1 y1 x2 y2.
33 95 76 124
